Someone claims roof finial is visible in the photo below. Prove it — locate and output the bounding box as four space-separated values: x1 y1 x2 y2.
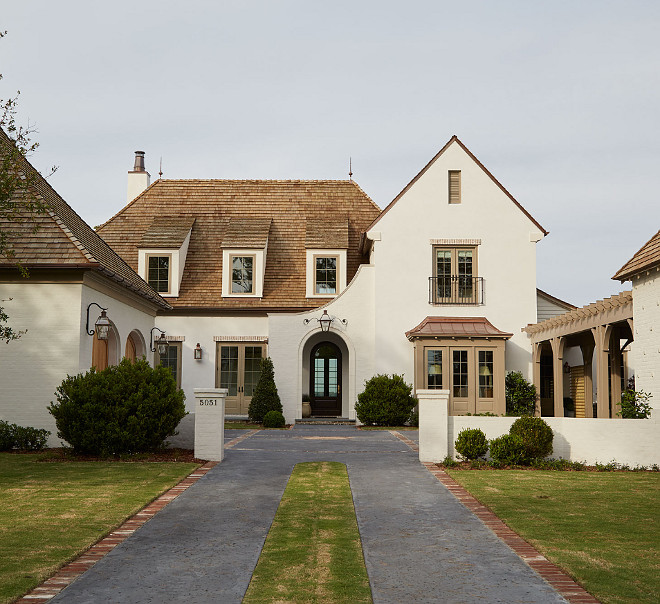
349 157 353 181
158 156 163 179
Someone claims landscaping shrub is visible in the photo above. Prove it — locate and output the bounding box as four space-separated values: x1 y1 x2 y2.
0 420 50 451
408 409 419 427
454 428 488 460
12 425 50 451
505 371 537 416
489 434 526 465
48 358 186 456
509 416 553 460
355 374 417 426
619 389 652 419
248 358 282 422
262 410 286 428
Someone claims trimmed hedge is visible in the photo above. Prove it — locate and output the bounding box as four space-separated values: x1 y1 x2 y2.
355 374 418 426
0 420 50 451
48 358 186 456
455 428 488 460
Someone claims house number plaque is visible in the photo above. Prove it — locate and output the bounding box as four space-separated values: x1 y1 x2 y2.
199 399 218 406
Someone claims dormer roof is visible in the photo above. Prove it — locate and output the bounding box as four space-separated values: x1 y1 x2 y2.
305 218 349 249
139 217 196 248
221 218 272 248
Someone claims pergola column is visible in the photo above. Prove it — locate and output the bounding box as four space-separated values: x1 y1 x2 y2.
591 325 612 418
532 342 543 417
579 339 595 418
610 328 623 417
550 336 566 417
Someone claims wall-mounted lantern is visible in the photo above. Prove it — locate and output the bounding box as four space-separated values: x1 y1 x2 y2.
303 310 347 332
194 343 203 360
563 362 571 374
86 303 111 340
150 327 169 356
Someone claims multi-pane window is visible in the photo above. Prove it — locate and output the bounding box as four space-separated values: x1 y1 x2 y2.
452 350 468 398
433 247 477 303
147 255 170 293
426 350 443 389
231 255 254 294
478 350 494 398
315 256 338 295
159 342 181 388
220 345 239 396
243 346 263 397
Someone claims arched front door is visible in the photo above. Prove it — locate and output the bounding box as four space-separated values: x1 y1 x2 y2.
310 342 342 416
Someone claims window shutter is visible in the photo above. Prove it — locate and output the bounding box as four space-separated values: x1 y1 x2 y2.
448 170 461 204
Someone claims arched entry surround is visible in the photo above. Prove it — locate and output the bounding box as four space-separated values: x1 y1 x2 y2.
299 328 354 419
91 320 120 370
125 329 147 362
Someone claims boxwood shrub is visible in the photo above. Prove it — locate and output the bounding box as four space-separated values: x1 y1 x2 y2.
454 428 488 460
355 374 417 426
489 434 526 465
262 410 286 428
48 358 186 456
509 416 553 460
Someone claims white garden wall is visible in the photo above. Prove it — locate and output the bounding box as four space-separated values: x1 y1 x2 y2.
419 391 659 467
631 270 660 408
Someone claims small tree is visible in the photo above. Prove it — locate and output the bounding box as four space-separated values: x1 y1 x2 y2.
355 374 417 426
619 389 652 419
505 371 537 416
248 357 282 422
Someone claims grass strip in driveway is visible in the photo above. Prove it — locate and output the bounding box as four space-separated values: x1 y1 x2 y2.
447 469 660 604
243 461 372 603
0 453 198 604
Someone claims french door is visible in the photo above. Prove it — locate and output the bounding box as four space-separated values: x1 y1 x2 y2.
216 342 266 415
310 342 342 416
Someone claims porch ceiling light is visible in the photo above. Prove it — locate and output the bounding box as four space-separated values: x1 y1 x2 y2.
150 327 169 356
85 302 111 341
303 310 347 332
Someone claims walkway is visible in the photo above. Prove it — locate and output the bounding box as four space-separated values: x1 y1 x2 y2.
46 425 568 603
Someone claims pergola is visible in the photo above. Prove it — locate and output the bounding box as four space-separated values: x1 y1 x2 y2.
523 291 633 418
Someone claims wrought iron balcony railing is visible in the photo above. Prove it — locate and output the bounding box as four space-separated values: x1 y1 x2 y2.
429 276 484 305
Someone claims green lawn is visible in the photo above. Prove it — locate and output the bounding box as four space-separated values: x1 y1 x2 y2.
244 462 372 603
224 421 260 430
0 453 198 604
447 470 660 604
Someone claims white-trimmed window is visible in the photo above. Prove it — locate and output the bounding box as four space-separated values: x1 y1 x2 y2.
306 249 347 298
146 254 172 294
157 341 182 388
222 248 266 298
230 254 255 294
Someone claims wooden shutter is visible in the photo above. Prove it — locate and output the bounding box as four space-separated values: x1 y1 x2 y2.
448 170 461 204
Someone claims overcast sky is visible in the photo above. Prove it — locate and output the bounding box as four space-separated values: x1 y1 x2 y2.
2 1 659 308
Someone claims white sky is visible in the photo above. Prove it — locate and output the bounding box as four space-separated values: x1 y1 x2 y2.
2 1 659 308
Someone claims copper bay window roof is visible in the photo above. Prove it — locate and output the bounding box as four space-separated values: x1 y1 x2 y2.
405 316 513 340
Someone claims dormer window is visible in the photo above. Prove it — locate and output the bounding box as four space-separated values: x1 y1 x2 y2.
137 217 195 298
305 218 349 298
147 254 172 294
221 218 271 299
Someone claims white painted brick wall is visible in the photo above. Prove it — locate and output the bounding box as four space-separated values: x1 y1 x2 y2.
631 271 660 408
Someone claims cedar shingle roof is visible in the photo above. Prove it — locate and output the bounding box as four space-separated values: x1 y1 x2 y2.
221 218 272 248
0 130 170 310
406 316 513 340
305 218 349 249
97 179 381 310
613 229 660 281
139 216 196 248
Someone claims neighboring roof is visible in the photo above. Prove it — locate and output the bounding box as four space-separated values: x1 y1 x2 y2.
366 135 548 236
612 229 660 281
305 218 349 249
139 216 196 248
536 288 576 311
221 218 272 248
0 130 170 310
405 316 513 340
97 180 381 310
524 290 632 337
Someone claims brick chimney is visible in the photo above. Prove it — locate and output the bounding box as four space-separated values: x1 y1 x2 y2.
127 151 151 202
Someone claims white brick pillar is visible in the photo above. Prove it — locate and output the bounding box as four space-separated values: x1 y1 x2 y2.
194 388 227 461
417 389 450 462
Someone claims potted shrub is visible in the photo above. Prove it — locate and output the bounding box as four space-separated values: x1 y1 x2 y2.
302 394 311 418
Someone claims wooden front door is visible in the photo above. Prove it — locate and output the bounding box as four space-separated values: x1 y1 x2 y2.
310 342 342 416
216 343 265 415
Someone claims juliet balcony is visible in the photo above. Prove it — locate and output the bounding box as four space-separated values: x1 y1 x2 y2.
428 276 484 305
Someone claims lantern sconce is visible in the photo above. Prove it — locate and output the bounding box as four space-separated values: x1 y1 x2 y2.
563 362 571 374
85 302 111 340
150 327 170 356
194 343 203 360
303 310 347 332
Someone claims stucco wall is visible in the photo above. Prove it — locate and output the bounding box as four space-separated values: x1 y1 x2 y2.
0 282 83 442
631 271 660 408
371 142 542 383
